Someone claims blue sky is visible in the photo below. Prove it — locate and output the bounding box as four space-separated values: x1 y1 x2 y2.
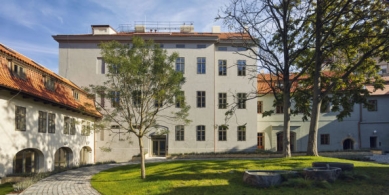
0 0 229 73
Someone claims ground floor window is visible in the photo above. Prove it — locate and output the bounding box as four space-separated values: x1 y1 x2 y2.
218 126 227 141
320 134 330 145
237 126 246 141
13 149 40 174
54 147 72 170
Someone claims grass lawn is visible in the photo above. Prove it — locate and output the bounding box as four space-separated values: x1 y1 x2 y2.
0 183 14 195
91 156 389 195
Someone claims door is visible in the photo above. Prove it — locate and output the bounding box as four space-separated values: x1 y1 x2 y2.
370 137 377 148
257 133 264 149
152 140 166 156
277 132 295 152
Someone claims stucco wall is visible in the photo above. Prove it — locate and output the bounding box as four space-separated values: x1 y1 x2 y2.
0 91 95 177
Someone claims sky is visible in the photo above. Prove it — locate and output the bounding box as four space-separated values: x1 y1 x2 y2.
0 0 230 73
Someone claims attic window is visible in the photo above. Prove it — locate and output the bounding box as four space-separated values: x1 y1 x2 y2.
218 47 227 51
12 64 26 79
43 75 56 91
72 89 79 100
176 44 185 48
197 44 206 48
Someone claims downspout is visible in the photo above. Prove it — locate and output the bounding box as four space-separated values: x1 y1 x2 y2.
358 103 362 149
214 42 217 153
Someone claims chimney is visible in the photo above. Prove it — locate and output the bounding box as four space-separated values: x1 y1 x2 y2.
212 26 220 33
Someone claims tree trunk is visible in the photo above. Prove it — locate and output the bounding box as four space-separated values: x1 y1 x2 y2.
283 91 291 157
307 0 323 156
138 136 146 179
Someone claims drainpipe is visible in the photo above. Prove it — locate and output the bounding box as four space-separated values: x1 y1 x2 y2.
214 44 217 153
358 103 362 149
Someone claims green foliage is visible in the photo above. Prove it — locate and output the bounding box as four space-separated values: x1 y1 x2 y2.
90 36 190 136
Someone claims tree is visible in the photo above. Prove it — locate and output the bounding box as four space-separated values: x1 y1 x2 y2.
300 0 389 156
89 36 190 179
218 0 314 157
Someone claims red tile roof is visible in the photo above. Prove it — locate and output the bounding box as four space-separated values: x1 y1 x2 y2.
0 43 101 118
257 73 389 96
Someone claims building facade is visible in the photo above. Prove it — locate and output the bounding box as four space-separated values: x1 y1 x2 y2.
257 75 389 152
0 43 101 177
53 24 258 162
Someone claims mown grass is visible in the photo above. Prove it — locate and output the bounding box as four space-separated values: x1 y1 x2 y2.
0 183 14 195
91 156 389 195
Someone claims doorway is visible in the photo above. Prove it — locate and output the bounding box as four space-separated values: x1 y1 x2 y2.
276 132 296 152
343 138 354 150
370 137 377 148
152 139 166 156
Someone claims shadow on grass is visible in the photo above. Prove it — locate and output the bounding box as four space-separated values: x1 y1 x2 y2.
92 158 389 195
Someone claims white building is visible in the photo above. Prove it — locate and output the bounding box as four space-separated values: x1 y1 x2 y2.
257 74 389 152
52 24 258 162
0 43 101 178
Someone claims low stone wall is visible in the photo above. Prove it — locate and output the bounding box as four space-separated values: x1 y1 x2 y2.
167 151 373 160
0 176 27 184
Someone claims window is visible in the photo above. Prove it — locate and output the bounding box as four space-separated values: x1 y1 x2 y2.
237 47 247 51
154 99 163 108
218 47 227 51
218 93 227 109
38 111 47 133
237 126 246 141
380 65 387 74
13 64 26 79
257 101 263 113
99 91 105 108
132 91 141 107
97 58 106 74
43 76 55 91
15 106 26 131
367 100 377 111
81 121 91 136
176 57 185 73
175 125 185 141
70 118 76 135
320 134 330 145
197 91 206 108
237 60 246 76
159 44 164 48
197 57 206 74
64 116 70 134
176 44 185 48
197 44 206 48
111 91 120 107
218 126 227 141
196 125 205 141
72 89 79 100
175 91 185 108
218 60 227 76
237 93 246 109
276 105 284 114
48 113 55 133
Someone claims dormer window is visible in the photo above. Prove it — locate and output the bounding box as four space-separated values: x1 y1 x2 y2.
43 75 56 91
12 64 26 79
72 89 79 100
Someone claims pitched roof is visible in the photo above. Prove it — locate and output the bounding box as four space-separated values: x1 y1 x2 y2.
0 43 101 118
257 73 389 96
